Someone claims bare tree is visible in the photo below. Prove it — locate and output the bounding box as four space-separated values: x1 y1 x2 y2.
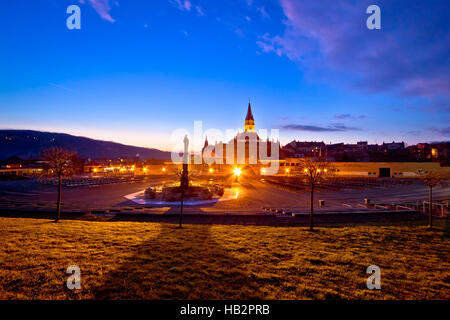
417 170 449 228
42 148 77 222
294 157 332 231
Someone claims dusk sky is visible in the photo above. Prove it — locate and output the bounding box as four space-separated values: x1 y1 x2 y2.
0 0 448 151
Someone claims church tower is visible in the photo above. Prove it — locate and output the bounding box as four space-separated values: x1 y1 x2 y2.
244 101 255 132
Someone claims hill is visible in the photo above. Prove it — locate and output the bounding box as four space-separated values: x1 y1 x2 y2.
0 130 171 160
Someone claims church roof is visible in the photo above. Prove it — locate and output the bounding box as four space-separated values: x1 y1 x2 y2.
245 101 254 121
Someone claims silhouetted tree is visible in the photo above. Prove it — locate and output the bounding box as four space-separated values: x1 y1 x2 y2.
42 147 77 222
176 165 191 228
417 170 449 228
295 157 332 231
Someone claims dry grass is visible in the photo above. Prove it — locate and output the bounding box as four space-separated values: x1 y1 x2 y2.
0 217 448 299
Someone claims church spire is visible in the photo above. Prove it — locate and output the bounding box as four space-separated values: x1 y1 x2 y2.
244 100 255 132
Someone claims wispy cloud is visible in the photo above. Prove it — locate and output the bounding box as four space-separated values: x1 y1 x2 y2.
172 0 192 11
429 126 450 137
256 6 269 19
48 83 77 93
79 0 116 22
334 114 366 120
281 123 360 132
195 5 204 16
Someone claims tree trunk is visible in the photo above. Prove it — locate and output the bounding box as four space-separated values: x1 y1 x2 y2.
309 183 314 231
179 189 184 228
428 185 432 228
56 174 62 222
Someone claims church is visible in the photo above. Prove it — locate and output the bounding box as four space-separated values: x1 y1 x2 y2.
200 101 280 172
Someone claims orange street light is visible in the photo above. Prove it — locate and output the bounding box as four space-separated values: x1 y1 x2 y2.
233 167 242 177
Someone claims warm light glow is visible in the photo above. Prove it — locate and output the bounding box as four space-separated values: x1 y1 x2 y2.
261 168 266 174
233 167 242 176
93 168 98 173
304 168 308 172
143 168 147 172
285 168 290 173
324 169 327 172
162 167 166 172
209 168 213 173
317 169 321 172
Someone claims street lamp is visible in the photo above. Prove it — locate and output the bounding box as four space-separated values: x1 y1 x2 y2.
233 167 242 181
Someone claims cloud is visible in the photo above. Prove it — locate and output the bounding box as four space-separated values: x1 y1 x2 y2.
258 0 450 112
172 0 192 11
334 114 366 120
256 6 269 19
234 28 244 37
281 123 360 132
48 83 77 93
406 130 421 136
81 0 116 22
429 126 450 137
195 6 204 16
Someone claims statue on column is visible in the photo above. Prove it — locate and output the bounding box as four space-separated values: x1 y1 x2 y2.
181 134 189 190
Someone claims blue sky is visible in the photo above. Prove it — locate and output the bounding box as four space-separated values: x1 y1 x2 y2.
0 0 448 150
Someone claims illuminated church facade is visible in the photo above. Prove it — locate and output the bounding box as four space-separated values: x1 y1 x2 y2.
200 101 280 173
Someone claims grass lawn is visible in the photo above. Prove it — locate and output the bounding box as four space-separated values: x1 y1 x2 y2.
0 217 448 299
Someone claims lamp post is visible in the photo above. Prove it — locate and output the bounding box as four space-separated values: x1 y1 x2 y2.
233 167 242 182
179 135 190 228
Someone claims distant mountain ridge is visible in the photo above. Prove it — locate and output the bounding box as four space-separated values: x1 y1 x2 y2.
0 130 171 160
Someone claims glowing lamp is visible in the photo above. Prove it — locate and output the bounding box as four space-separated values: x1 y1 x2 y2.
233 167 242 177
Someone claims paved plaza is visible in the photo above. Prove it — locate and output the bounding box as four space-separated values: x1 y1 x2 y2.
0 175 448 222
